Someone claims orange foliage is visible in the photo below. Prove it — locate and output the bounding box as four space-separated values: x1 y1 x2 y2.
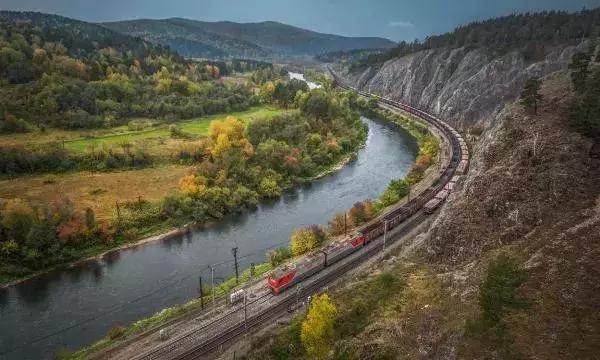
57 215 87 244
179 174 207 195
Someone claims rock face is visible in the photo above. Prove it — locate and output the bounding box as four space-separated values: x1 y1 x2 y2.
341 43 587 127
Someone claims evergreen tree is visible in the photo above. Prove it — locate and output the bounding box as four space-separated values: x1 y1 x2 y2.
520 77 543 115
569 52 591 93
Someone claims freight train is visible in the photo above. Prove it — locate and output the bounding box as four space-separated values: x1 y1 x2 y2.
267 78 469 295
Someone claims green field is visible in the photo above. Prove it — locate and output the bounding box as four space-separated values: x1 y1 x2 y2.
63 106 287 152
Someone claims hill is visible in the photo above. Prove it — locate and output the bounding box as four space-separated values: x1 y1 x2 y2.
0 10 259 132
347 8 600 71
102 18 396 59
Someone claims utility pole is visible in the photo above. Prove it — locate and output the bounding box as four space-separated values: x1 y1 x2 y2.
199 275 204 309
243 292 248 337
231 247 239 285
210 265 215 305
296 284 301 310
383 220 388 252
344 213 347 237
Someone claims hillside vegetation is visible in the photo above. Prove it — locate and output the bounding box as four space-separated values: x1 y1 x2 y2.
350 8 600 71
103 18 396 59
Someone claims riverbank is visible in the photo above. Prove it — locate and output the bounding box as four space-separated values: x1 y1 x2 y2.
0 149 361 289
71 106 443 360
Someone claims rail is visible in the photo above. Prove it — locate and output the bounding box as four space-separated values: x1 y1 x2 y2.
125 68 469 360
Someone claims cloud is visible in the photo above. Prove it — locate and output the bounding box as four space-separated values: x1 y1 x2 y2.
388 20 415 28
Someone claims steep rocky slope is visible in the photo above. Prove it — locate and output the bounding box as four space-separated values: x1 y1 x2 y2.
423 72 600 358
242 72 599 360
343 72 599 359
339 43 589 128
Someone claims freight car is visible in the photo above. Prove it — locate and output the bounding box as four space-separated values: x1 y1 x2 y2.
267 73 469 295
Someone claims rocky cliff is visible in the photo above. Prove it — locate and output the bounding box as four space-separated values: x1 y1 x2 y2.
340 43 588 127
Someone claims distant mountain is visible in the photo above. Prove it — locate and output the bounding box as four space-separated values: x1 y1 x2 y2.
102 18 396 59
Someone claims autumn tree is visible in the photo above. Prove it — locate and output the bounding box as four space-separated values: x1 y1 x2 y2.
520 77 543 115
348 200 375 226
301 293 338 359
289 225 328 256
328 212 347 236
1 199 35 243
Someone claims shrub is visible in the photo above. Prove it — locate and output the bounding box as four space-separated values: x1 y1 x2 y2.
108 326 126 340
327 212 347 236
479 254 528 324
267 247 291 267
290 228 319 256
301 293 338 359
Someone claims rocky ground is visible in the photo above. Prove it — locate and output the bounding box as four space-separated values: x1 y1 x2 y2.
242 72 600 359
339 42 590 129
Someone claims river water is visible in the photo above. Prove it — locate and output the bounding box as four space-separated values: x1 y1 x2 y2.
288 72 320 89
0 117 417 360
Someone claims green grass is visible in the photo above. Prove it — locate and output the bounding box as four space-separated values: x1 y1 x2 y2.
63 106 288 152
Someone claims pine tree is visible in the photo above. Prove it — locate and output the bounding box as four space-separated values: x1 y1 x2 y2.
569 52 591 93
520 77 543 115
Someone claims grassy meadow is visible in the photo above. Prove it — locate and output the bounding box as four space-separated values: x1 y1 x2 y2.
0 106 288 219
0 106 288 152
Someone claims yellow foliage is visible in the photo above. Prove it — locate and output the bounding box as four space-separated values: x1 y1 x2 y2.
290 228 318 256
208 117 254 160
301 293 338 359
179 174 207 196
260 81 275 99
53 55 88 78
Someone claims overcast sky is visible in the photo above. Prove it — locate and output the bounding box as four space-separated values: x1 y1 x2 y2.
2 0 599 41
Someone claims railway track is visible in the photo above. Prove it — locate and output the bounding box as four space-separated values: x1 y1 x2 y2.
173 212 428 360
129 70 466 360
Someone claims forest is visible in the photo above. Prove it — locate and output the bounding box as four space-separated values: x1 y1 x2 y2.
0 12 258 131
350 8 600 71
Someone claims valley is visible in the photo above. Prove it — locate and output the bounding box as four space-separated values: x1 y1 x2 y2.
1 4 599 360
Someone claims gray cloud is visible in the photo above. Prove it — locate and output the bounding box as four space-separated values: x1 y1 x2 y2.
388 20 415 28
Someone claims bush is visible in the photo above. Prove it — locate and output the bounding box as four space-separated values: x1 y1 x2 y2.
267 247 291 267
108 326 126 340
0 112 32 133
289 228 318 256
301 293 337 359
479 254 528 324
348 200 375 226
328 212 347 236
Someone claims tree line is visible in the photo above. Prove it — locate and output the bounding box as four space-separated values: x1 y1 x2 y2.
351 8 600 71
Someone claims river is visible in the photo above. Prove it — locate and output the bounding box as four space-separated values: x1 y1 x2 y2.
288 72 320 89
0 117 417 360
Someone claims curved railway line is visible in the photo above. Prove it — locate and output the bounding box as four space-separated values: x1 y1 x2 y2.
119 69 470 360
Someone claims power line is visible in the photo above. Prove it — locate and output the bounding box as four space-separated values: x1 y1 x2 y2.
1 238 293 356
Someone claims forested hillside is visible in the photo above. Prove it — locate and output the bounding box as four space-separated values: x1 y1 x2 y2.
350 8 600 71
103 18 396 59
0 11 258 133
